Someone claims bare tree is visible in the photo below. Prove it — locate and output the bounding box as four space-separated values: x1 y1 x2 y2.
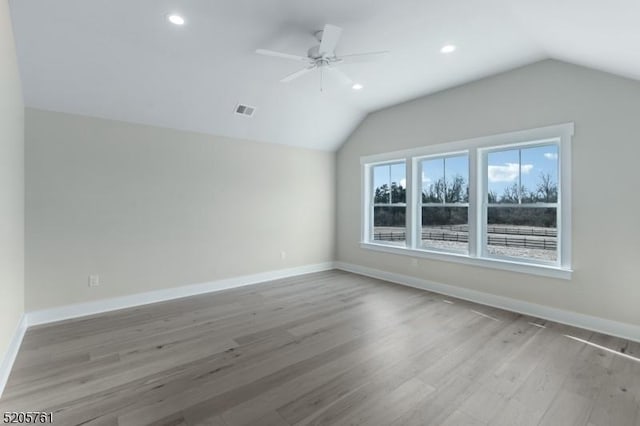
536 173 558 202
423 175 467 204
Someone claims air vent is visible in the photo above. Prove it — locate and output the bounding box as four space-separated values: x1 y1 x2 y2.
234 103 256 117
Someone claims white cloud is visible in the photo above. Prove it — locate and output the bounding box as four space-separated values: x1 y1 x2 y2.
520 164 534 175
400 178 406 188
544 152 558 160
488 163 533 183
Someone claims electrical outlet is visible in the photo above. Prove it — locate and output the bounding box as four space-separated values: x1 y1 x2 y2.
88 274 100 287
281 251 287 260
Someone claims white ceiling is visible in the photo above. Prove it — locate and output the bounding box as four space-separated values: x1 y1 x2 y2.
9 0 640 151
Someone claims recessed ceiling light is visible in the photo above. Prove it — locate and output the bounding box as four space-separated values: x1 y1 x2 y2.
168 14 185 25
440 44 456 54
352 83 363 90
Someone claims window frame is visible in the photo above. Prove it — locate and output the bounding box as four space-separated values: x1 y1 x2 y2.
417 151 470 255
360 123 573 280
479 139 561 268
363 159 408 246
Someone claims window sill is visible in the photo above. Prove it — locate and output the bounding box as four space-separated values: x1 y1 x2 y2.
360 242 572 280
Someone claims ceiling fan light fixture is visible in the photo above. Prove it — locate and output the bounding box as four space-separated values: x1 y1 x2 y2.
352 83 364 90
440 44 457 54
168 14 185 25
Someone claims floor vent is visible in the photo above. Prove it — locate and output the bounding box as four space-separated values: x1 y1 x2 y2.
235 103 256 117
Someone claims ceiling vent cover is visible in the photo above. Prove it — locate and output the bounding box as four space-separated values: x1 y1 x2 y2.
234 103 256 117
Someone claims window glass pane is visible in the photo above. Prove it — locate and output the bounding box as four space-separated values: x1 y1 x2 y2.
521 145 558 203
390 163 406 203
487 207 557 262
373 207 406 245
422 207 468 252
444 155 469 203
372 163 406 246
421 155 469 252
373 165 390 203
421 158 444 203
486 145 559 262
421 156 469 204
487 149 520 204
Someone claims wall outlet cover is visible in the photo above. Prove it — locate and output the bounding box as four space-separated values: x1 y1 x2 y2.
88 275 100 287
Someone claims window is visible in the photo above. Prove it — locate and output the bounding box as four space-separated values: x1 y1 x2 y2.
370 162 406 246
420 154 469 253
361 123 573 279
484 144 558 263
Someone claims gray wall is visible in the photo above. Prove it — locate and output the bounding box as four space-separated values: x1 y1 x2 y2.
26 109 335 311
0 0 24 358
337 60 640 326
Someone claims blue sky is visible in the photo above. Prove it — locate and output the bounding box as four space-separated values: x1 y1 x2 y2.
487 144 558 196
421 155 468 191
373 162 406 193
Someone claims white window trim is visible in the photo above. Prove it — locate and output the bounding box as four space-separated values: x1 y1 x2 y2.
362 159 407 244
360 123 573 280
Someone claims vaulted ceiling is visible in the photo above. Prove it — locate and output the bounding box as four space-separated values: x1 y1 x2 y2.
9 0 640 150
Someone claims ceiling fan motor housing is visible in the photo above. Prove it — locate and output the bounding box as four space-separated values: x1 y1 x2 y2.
308 46 339 66
308 45 321 59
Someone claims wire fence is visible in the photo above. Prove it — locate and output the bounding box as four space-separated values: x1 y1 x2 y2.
487 225 556 237
373 228 557 250
419 224 557 237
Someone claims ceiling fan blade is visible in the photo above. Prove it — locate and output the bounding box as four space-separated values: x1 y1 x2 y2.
338 50 389 64
319 24 343 56
256 49 310 63
280 66 316 83
327 66 353 85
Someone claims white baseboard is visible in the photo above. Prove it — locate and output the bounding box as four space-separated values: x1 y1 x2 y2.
27 262 335 327
6 259 637 399
0 314 28 398
335 261 640 343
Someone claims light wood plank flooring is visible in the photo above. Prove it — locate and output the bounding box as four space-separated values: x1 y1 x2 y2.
1 270 638 425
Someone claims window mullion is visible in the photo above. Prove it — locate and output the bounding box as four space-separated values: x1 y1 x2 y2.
388 165 392 204
406 158 416 249
442 157 446 205
468 149 479 258
415 158 423 250
479 149 488 258
518 148 522 204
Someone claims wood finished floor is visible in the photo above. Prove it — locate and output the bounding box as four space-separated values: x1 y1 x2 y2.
1 270 639 426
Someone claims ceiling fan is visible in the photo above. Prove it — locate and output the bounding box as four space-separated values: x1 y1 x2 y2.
256 24 388 89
